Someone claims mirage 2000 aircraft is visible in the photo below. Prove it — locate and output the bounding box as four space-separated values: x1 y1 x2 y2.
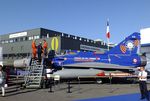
51 32 147 79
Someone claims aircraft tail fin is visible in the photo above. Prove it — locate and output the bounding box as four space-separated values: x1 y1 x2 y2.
107 32 141 54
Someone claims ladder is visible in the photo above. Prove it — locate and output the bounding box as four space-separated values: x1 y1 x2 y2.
24 58 44 88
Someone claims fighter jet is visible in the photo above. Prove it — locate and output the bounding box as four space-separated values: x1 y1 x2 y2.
51 32 147 80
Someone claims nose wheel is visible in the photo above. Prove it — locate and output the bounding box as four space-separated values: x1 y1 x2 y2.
96 78 102 84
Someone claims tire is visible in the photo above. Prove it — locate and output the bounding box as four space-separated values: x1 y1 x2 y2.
96 79 102 84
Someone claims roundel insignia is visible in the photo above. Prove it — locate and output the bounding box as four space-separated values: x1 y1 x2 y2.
120 45 126 53
126 41 134 50
133 58 137 63
51 37 59 51
134 40 139 46
96 57 100 60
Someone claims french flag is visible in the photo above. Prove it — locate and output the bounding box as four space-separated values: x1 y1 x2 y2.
106 20 110 39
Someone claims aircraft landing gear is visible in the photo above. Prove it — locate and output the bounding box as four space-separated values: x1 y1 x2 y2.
96 78 102 84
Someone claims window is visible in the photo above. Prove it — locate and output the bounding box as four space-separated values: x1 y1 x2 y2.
79 38 82 41
15 38 18 42
9 39 13 43
62 33 64 37
29 36 33 40
2 41 5 44
25 37 28 41
5 40 8 43
34 35 40 39
47 33 49 38
23 37 26 41
75 36 77 39
20 37 23 41
104 42 106 45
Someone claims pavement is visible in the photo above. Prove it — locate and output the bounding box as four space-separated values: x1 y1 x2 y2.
75 93 148 101
0 81 148 101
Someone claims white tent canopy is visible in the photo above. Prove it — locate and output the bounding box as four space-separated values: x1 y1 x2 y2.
140 28 150 45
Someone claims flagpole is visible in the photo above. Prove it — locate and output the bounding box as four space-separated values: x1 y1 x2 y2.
106 19 110 51
107 38 109 51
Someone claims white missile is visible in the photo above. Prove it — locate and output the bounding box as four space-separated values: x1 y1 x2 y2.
53 69 104 79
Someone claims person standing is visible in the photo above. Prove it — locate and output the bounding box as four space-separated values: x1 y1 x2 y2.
31 40 37 59
37 42 43 63
0 65 6 97
138 66 150 101
43 39 48 58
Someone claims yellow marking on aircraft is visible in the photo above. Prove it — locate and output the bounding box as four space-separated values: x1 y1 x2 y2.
51 37 59 51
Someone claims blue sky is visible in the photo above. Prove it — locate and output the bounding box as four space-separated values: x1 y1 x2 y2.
0 0 150 44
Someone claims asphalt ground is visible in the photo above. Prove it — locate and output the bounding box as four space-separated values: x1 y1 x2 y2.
0 81 148 101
